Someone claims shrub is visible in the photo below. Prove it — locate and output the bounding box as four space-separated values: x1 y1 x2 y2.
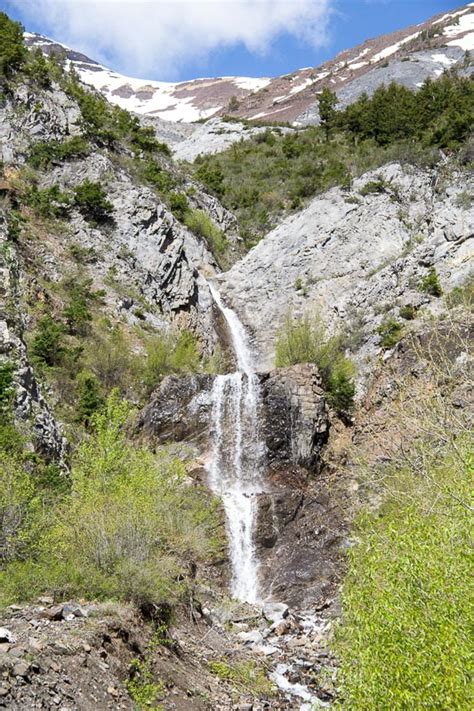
169 192 189 220
0 394 222 608
141 160 176 193
31 315 65 366
446 277 474 309
419 267 442 297
359 179 388 196
275 313 356 415
208 659 274 696
0 453 40 564
62 278 101 336
195 161 225 197
377 317 403 349
28 136 89 169
25 184 70 218
399 304 416 320
143 330 200 394
335 348 472 711
27 48 50 88
73 180 113 222
183 209 228 256
75 370 104 426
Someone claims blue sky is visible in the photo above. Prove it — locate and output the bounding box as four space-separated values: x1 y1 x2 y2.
2 1 463 81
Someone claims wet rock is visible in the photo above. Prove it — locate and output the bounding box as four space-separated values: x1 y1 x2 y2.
262 603 289 624
0 628 14 644
237 630 264 646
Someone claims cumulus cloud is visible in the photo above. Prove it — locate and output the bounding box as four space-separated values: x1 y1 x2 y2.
8 0 334 78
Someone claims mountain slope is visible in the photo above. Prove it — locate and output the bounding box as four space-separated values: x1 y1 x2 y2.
25 3 474 125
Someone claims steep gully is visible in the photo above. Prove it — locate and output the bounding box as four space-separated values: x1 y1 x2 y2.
206 281 326 709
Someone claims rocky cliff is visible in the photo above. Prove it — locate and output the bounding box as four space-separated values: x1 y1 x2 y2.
218 161 473 381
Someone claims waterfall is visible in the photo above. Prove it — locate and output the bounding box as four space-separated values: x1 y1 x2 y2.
207 282 265 604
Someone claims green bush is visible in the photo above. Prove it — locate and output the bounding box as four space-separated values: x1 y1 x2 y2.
275 313 355 414
28 136 90 169
446 277 474 309
0 394 222 607
184 209 228 256
195 161 225 197
399 304 416 320
419 267 442 297
336 433 472 710
27 48 51 88
208 659 274 696
62 278 101 336
141 160 176 193
0 453 40 565
76 370 104 426
25 184 70 218
74 180 113 223
359 179 388 196
143 330 200 394
0 12 26 77
169 192 189 220
31 315 65 366
377 317 403 349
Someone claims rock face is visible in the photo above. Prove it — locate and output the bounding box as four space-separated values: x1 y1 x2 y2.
0 80 230 346
260 364 328 475
0 216 68 464
218 162 474 382
138 363 335 607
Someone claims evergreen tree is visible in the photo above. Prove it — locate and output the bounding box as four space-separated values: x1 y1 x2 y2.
318 87 338 140
0 12 26 77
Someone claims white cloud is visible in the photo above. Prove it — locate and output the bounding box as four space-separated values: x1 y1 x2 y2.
9 0 333 78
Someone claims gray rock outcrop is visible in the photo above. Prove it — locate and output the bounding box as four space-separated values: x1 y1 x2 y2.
218 162 473 383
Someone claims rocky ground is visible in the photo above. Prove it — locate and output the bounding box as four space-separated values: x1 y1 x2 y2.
0 595 338 710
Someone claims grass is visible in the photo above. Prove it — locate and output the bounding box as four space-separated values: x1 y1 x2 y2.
208 659 274 697
334 318 473 710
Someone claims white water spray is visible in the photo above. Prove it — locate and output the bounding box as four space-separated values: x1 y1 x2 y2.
207 282 264 604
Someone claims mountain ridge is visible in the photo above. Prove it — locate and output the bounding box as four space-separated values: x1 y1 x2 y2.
24 2 474 124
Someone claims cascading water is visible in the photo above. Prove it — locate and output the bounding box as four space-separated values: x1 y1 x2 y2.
206 282 265 604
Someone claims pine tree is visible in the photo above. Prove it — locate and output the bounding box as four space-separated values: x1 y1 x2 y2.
318 87 338 140
0 12 26 77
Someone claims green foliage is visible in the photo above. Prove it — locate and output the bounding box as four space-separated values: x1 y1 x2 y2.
336 433 472 710
24 184 70 218
359 178 388 196
73 180 113 223
275 313 355 414
208 659 274 696
446 277 474 309
190 74 473 248
0 453 40 564
183 209 228 257
0 393 222 608
31 314 65 366
143 330 200 394
141 159 176 193
27 48 51 88
6 210 25 242
419 267 442 297
0 361 15 416
169 191 189 220
399 304 416 320
318 87 338 139
377 317 403 349
0 12 26 77
75 370 104 426
195 161 225 197
127 656 165 709
62 277 102 336
28 136 90 169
